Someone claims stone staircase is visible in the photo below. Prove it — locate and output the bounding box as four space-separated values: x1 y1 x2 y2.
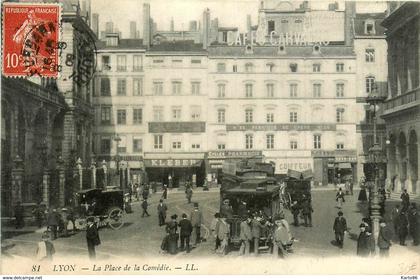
389 191 420 204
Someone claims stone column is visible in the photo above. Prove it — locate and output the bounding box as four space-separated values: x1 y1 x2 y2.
11 155 24 206
57 156 66 207
102 160 108 187
395 149 402 192
91 159 97 189
76 157 83 190
43 170 50 208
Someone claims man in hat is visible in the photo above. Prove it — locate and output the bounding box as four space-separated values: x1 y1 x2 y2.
215 214 230 255
47 208 59 240
220 199 233 219
251 214 265 255
32 202 44 228
86 217 100 260
157 199 168 226
401 189 410 211
357 223 374 257
190 202 203 245
333 211 347 249
273 214 292 258
36 231 55 261
398 210 409 246
238 201 248 218
408 203 419 246
141 199 150 217
301 197 313 227
391 204 401 238
291 201 300 227
162 184 168 200
239 215 252 255
378 219 392 257
178 213 193 253
210 213 221 251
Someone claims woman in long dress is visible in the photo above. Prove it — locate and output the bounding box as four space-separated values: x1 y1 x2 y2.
165 214 178 254
358 181 368 202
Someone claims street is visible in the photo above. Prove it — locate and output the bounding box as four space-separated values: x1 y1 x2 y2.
2 188 419 261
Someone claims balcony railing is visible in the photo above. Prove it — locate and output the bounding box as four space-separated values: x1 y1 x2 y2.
384 87 420 111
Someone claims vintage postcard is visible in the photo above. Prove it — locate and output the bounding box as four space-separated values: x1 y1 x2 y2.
1 0 419 277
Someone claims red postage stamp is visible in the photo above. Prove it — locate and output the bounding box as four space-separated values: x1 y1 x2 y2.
2 3 61 78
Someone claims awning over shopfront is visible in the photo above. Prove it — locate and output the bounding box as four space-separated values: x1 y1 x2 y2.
337 162 352 169
144 159 203 168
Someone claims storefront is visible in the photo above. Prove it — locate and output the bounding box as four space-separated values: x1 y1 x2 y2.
144 154 206 188
312 150 358 186
206 150 263 184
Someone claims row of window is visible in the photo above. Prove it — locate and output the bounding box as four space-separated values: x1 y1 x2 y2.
100 107 143 125
152 81 201 96
99 77 143 96
100 137 143 154
215 108 346 123
216 82 346 98
101 55 143 72
152 58 203 65
216 62 346 73
149 134 346 151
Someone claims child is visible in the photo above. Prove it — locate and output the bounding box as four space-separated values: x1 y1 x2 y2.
36 232 55 261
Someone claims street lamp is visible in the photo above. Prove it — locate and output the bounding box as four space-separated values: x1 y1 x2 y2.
366 83 386 253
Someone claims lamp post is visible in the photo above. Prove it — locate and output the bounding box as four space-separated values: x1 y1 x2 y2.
114 134 121 188
366 83 386 253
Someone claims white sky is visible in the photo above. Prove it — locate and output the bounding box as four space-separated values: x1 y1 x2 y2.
91 0 388 38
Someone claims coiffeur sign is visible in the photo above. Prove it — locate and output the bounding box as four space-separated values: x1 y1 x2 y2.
274 158 314 174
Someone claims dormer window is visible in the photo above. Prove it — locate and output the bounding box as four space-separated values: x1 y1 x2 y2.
364 20 375 35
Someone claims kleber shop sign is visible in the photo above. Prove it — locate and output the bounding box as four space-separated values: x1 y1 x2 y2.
145 159 200 168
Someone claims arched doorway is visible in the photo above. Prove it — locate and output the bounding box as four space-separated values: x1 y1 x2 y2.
398 132 407 190
408 130 418 194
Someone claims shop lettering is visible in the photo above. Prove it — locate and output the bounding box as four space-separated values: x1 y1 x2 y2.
226 124 336 132
149 159 198 167
227 31 329 46
208 150 262 159
278 162 312 171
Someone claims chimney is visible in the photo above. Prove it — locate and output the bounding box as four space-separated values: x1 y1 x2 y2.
246 15 252 44
170 17 174 32
344 1 355 46
189 20 197 31
130 21 137 39
202 8 210 49
92 13 99 37
152 19 157 37
105 21 113 33
143 3 151 48
210 18 219 44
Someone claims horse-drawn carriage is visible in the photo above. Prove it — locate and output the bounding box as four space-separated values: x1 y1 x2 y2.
75 186 125 230
278 169 313 210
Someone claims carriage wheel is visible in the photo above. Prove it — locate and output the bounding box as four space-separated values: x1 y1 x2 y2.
107 207 124 230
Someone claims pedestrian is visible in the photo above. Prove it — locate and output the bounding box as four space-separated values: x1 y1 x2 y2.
190 202 203 245
251 214 264 255
379 187 386 216
32 202 44 228
333 211 347 249
135 184 141 201
215 214 230 255
141 199 150 217
60 208 69 237
157 199 168 226
273 214 293 258
356 223 374 257
178 213 193 253
162 184 168 200
14 201 25 229
47 208 59 240
166 214 178 254
142 186 150 200
67 199 76 232
336 188 345 209
391 204 400 236
185 186 193 204
398 210 409 246
239 215 252 256
86 217 100 260
291 201 300 226
349 179 354 196
238 201 248 218
401 189 410 211
301 197 313 227
210 213 221 251
378 219 392 257
124 193 132 213
36 231 55 261
408 203 419 246
220 199 233 219
362 217 372 234
358 181 368 203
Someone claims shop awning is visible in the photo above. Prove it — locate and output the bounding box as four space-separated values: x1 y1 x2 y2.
144 159 203 168
337 163 352 169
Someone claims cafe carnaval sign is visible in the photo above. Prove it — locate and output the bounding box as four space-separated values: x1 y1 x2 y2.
227 31 330 47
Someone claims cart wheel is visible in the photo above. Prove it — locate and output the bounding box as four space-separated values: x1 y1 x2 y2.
107 207 124 230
